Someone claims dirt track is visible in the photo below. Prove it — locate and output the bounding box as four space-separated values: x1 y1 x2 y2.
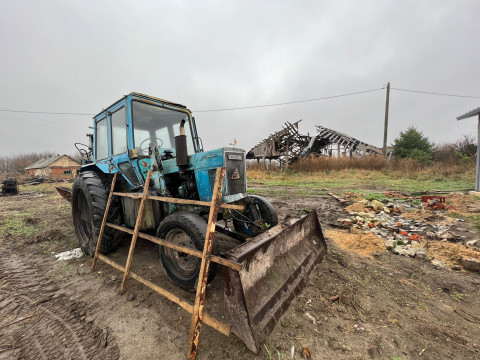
1 185 480 359
0 251 119 359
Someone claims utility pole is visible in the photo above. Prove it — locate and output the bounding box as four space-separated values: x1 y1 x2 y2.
383 82 390 157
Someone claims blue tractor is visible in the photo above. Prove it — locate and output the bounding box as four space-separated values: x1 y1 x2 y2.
64 93 326 353
70 92 278 289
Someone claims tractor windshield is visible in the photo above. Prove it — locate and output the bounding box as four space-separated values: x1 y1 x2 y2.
132 101 195 155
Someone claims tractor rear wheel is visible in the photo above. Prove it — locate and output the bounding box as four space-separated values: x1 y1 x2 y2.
156 212 218 291
71 171 124 255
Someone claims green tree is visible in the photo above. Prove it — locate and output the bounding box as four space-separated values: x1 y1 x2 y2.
392 127 434 162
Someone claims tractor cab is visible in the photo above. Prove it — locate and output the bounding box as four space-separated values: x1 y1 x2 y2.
91 93 201 187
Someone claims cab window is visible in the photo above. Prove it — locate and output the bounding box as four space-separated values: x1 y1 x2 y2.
111 107 127 155
96 118 108 160
132 101 194 155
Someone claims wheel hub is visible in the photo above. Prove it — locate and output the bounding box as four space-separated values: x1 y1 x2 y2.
164 229 198 274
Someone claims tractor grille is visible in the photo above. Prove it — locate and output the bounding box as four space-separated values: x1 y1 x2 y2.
224 151 246 195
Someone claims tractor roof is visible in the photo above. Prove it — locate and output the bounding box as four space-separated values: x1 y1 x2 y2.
93 92 188 119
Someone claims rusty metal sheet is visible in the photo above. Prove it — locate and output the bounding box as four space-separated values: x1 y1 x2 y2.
55 187 72 202
224 211 327 353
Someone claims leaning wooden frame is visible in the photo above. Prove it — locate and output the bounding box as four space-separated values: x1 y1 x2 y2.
91 167 240 359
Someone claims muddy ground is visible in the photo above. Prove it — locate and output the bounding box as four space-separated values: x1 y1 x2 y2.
0 184 479 360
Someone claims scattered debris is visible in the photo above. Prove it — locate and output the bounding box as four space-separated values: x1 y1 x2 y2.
127 293 136 301
421 195 446 203
460 258 480 272
328 295 340 302
301 347 311 359
431 259 447 270
466 240 479 247
305 312 317 324
327 192 347 203
24 175 73 185
332 191 480 272
422 195 447 211
54 248 84 261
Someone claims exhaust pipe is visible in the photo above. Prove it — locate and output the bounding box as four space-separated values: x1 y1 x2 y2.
175 120 189 168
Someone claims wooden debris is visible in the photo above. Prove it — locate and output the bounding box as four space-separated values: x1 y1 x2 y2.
327 192 348 203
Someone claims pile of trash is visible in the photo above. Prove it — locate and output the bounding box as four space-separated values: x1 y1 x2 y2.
335 192 480 271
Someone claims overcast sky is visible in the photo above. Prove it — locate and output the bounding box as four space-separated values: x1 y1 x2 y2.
1 0 479 157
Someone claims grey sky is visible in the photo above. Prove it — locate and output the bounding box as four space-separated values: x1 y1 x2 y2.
0 0 479 156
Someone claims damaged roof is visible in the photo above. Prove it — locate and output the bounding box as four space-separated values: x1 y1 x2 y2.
24 155 78 170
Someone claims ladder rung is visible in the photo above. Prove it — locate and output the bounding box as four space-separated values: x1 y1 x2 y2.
128 272 230 336
105 223 242 271
95 254 230 336
97 254 125 272
111 192 245 210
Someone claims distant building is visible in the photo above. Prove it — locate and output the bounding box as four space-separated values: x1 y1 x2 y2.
457 106 480 191
24 155 81 179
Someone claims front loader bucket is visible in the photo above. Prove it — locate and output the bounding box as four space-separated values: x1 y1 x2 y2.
224 211 327 354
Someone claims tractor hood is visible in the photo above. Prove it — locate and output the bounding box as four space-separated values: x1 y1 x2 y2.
161 147 248 203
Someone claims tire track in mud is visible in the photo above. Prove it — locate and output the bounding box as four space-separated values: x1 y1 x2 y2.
0 252 119 360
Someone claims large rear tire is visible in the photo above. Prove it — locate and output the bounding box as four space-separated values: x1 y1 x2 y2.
71 171 124 255
233 195 278 237
157 212 218 291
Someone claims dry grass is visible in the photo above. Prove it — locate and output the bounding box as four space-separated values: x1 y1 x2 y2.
247 157 475 192
249 156 475 180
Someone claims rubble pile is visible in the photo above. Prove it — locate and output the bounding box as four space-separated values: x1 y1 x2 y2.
336 191 480 272
24 175 55 185
23 175 71 185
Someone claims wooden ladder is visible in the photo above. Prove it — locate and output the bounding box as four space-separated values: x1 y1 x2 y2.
91 167 242 359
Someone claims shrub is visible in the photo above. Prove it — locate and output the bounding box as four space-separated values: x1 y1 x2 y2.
434 135 477 163
392 127 434 162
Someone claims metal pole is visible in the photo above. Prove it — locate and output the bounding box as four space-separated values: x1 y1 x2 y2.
383 82 390 156
476 115 480 191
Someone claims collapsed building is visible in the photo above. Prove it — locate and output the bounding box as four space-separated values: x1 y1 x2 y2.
246 121 386 165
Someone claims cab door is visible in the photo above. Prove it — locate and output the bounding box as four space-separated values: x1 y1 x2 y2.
108 103 144 187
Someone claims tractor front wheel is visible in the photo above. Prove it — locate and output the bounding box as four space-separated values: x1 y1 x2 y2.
156 212 218 291
233 195 278 237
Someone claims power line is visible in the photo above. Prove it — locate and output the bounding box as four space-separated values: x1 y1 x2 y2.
1 86 479 117
391 87 480 99
0 88 384 116
0 109 94 116
193 88 384 112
